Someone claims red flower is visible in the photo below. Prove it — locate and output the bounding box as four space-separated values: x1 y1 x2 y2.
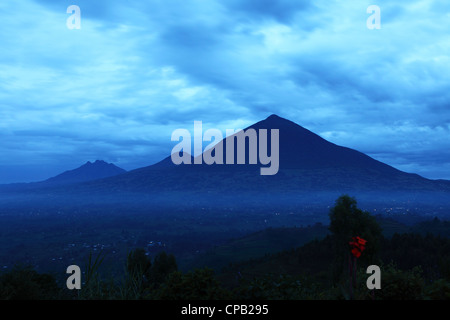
349 236 367 258
356 237 367 246
351 248 361 258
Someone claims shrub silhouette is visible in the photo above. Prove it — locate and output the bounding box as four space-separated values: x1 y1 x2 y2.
0 265 60 300
148 251 178 289
154 268 231 300
329 195 382 282
376 263 424 300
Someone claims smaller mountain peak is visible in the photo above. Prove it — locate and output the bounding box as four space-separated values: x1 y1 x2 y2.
45 160 126 184
84 160 110 167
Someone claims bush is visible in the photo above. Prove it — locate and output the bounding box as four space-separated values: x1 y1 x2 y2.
424 279 450 300
153 268 231 300
376 263 425 300
0 265 61 300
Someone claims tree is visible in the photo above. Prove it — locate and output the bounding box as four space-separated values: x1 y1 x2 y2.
149 251 178 289
328 195 382 282
127 248 152 280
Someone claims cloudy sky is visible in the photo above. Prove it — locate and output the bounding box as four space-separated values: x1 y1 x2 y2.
0 0 449 183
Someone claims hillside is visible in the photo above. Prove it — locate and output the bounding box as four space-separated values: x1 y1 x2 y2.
216 219 450 288
184 223 329 271
185 216 411 273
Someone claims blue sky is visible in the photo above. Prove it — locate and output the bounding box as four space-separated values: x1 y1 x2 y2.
0 0 449 183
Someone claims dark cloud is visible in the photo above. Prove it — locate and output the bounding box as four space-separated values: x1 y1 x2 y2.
0 0 449 183
224 0 314 23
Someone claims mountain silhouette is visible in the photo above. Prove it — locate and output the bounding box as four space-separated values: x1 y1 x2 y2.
77 114 450 195
44 160 126 185
1 115 449 203
1 115 449 212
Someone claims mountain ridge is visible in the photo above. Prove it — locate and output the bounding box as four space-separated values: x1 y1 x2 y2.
1 115 449 197
76 114 450 195
0 160 126 190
